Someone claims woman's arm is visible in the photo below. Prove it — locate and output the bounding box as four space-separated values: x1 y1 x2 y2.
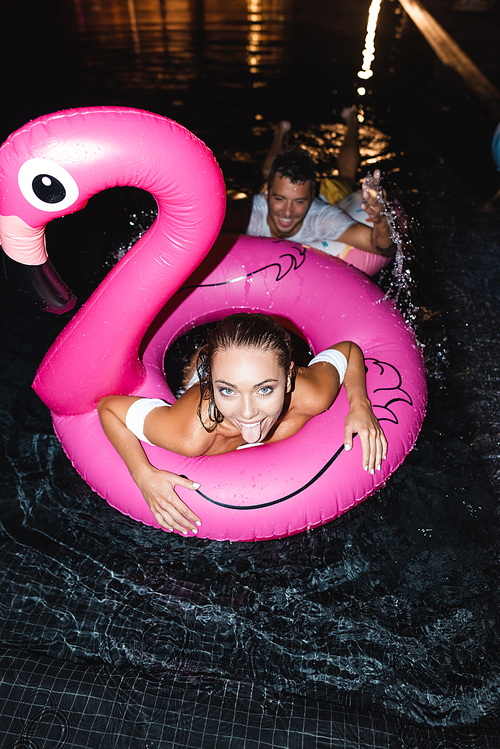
339 342 387 473
305 342 387 472
98 395 202 534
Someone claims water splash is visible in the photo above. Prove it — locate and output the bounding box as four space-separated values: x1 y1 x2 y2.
363 171 420 332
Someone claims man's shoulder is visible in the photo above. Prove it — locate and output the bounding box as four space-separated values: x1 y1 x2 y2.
295 194 356 246
300 196 346 230
247 192 270 236
308 196 344 215
251 191 267 210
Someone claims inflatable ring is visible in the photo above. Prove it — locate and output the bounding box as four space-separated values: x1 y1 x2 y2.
0 107 427 542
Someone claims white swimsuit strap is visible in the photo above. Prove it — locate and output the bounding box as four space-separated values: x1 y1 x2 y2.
185 371 200 390
308 349 348 384
125 398 170 445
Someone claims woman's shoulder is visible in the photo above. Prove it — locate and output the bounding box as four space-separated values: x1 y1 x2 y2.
147 388 216 457
291 365 339 416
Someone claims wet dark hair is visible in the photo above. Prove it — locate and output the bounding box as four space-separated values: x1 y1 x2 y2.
196 313 294 432
268 147 316 195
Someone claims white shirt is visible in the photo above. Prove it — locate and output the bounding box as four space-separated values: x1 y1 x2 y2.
246 193 356 255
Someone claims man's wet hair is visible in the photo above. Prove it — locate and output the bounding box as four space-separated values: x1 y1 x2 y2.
268 147 316 194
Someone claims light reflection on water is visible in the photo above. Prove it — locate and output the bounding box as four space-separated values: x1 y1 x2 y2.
67 0 291 90
298 123 395 174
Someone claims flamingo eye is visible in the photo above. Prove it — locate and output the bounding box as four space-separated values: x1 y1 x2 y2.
18 158 79 212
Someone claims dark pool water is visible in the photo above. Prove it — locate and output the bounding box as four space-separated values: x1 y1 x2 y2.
1 1 500 746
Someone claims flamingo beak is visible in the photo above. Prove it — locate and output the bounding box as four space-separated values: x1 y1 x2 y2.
0 214 76 314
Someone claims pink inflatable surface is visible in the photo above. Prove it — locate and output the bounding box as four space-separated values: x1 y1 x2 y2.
0 107 427 541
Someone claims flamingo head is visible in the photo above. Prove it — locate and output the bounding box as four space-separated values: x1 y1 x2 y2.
0 116 107 312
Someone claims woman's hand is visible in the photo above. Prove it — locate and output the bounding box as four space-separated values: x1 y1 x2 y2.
134 465 202 534
343 397 387 474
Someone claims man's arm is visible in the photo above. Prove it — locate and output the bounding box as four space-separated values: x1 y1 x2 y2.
337 220 395 256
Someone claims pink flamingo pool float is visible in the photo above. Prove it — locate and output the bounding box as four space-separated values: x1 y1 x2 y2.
0 107 427 541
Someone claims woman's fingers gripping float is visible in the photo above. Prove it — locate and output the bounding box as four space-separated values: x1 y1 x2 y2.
137 468 201 534
343 402 388 474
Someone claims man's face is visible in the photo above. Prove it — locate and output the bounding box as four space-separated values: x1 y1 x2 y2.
264 174 314 239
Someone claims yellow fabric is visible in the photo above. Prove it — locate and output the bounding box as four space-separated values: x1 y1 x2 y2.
319 177 351 206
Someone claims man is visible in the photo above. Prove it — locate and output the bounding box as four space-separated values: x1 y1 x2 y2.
224 108 396 274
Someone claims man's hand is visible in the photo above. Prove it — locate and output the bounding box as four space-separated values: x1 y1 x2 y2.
361 169 395 256
361 168 384 223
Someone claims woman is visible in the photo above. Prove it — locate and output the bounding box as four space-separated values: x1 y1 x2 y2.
98 313 387 535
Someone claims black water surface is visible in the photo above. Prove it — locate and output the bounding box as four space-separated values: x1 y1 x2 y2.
1 1 500 746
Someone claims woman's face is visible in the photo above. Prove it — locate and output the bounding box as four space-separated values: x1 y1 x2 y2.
211 346 290 443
